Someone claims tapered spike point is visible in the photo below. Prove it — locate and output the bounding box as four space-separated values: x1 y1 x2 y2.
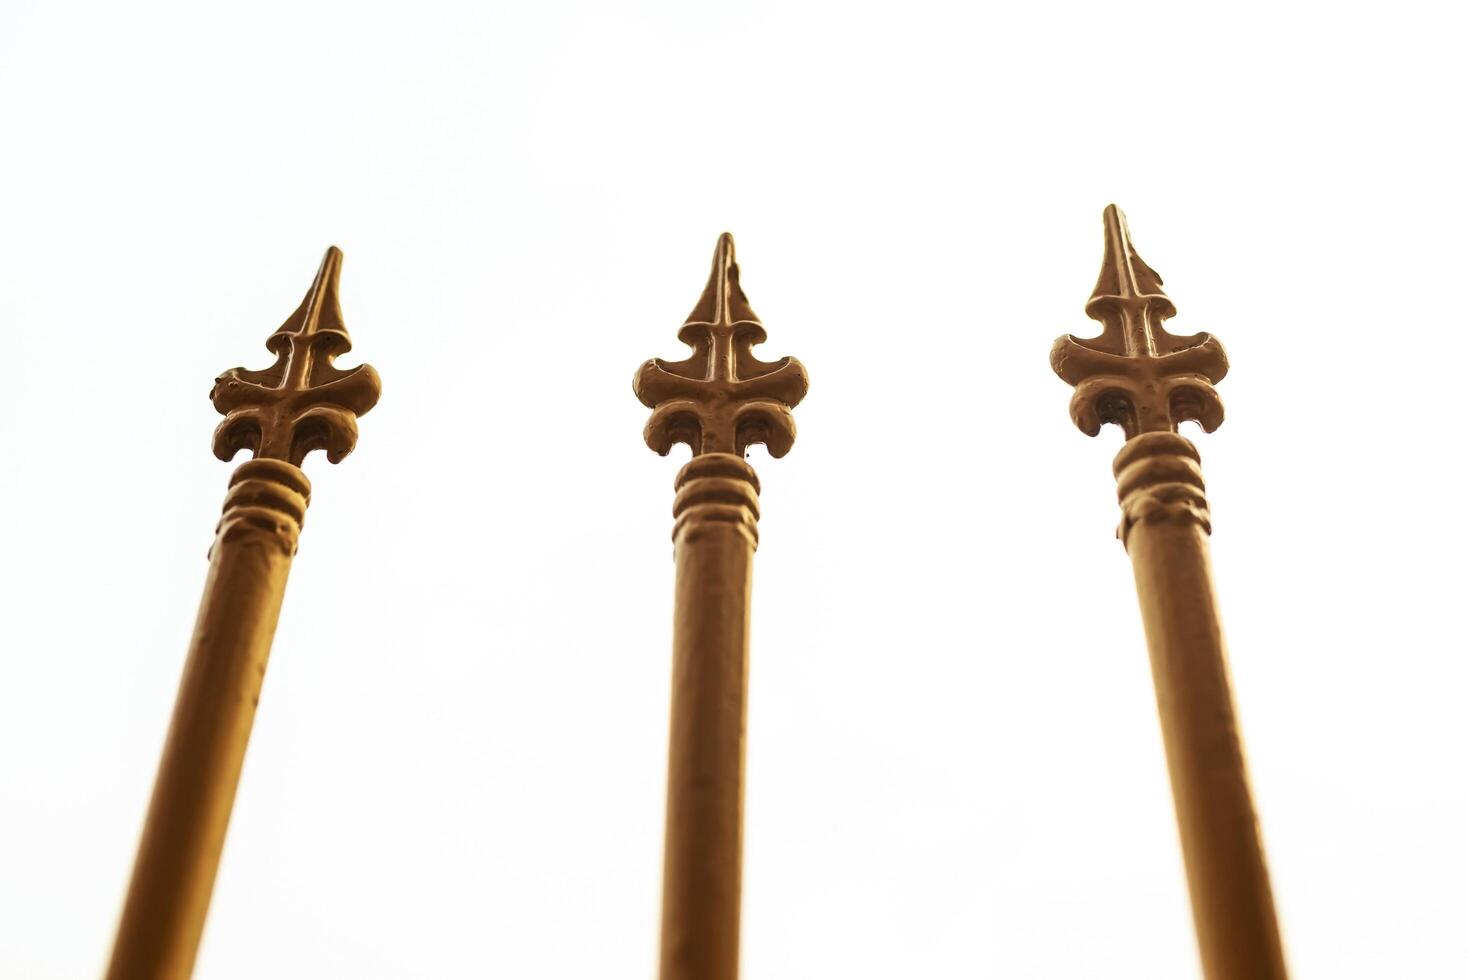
1092 205 1166 302
273 245 349 350
686 232 759 326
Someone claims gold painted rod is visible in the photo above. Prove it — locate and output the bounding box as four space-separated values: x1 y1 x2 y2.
1053 207 1288 978
107 460 308 980
1117 434 1287 980
108 247 378 979
635 235 807 980
658 454 760 980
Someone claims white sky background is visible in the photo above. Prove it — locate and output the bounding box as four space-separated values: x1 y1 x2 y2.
1 1 1464 977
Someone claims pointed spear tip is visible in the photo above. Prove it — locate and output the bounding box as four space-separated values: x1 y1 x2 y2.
686 231 758 325
287 244 347 341
1100 203 1130 251
1091 203 1165 301
318 245 344 281
709 232 737 282
301 246 343 304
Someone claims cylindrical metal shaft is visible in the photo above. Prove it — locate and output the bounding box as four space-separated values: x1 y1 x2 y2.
108 458 310 980
659 453 760 980
1115 432 1287 980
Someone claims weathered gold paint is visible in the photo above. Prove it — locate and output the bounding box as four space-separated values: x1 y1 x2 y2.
635 235 807 980
107 248 380 980
1052 207 1288 980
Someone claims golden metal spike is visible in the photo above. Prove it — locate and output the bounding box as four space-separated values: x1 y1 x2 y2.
634 233 808 457
634 235 806 980
1052 208 1288 980
108 248 379 980
685 231 758 326
1051 204 1227 438
211 246 382 465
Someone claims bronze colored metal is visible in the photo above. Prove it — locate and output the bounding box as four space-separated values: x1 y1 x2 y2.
108 248 380 980
1052 207 1288 980
634 234 807 980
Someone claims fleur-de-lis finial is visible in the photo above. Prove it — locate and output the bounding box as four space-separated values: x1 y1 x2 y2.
1051 206 1228 439
634 233 809 457
211 247 382 465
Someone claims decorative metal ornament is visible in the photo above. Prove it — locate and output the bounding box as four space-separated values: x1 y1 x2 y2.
1052 207 1288 980
634 234 807 980
107 248 381 980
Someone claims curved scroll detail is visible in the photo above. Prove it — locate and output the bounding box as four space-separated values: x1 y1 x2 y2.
634 234 808 458
1052 206 1228 439
211 247 382 466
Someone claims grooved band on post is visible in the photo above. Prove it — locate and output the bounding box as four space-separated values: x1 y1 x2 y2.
673 454 761 549
1114 431 1212 547
214 458 312 555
